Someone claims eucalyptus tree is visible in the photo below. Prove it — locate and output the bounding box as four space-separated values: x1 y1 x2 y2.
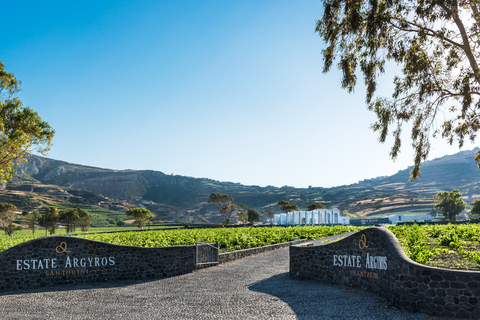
266 208 275 225
126 207 154 230
78 209 93 233
433 189 467 222
0 61 55 183
0 203 17 238
247 208 261 225
59 208 80 235
278 200 300 213
43 206 59 236
307 202 326 211
317 0 480 179
25 210 41 238
470 198 480 216
208 193 237 225
237 203 249 224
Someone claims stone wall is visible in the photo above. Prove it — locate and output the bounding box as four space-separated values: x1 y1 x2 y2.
0 236 195 292
290 227 480 319
0 235 306 293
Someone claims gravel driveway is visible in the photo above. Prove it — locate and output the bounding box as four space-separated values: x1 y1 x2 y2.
0 247 428 319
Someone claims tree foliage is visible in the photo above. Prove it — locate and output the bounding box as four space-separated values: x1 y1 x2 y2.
317 0 480 179
78 209 93 233
247 208 261 225
59 208 80 235
470 199 480 216
342 210 356 218
278 200 300 213
307 202 327 211
0 203 17 238
42 206 59 236
237 203 249 224
25 210 40 237
209 193 237 225
126 207 154 230
433 189 467 222
0 61 55 184
266 208 275 225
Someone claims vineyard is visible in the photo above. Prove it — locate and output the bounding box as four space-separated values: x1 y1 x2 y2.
78 225 362 252
0 225 362 253
388 224 480 270
0 224 479 270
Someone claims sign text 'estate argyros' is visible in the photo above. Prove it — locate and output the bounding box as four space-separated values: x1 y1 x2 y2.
332 234 388 271
15 242 116 276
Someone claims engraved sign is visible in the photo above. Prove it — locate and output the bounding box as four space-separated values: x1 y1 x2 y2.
16 241 116 275
332 233 387 273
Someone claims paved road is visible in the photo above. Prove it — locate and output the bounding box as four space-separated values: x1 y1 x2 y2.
0 247 428 319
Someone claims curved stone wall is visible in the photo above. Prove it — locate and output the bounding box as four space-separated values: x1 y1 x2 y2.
0 236 195 292
290 227 480 319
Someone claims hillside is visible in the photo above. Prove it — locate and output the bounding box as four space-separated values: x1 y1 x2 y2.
3 148 480 222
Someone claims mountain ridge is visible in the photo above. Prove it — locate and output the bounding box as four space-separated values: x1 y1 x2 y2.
4 147 480 222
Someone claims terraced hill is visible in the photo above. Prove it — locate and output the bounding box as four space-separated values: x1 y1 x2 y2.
3 148 480 222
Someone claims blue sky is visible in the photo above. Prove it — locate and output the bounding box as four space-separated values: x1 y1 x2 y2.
2 0 475 188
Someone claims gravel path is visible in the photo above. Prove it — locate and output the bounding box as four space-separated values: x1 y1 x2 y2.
0 247 428 319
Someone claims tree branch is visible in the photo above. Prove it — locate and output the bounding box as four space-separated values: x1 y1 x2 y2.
439 2 480 85
387 18 464 49
469 1 480 28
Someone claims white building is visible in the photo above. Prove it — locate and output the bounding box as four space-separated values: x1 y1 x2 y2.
386 214 434 224
274 209 350 226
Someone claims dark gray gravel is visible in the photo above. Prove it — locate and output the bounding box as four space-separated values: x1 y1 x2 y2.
0 247 428 319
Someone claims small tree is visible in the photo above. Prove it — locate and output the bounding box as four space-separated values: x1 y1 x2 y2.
307 202 326 211
43 206 59 236
433 190 467 222
126 208 154 230
247 208 261 225
0 203 17 238
266 208 275 225
342 210 356 218
208 193 237 225
78 209 92 233
470 199 480 217
59 208 80 235
4 223 16 239
237 203 249 224
25 210 40 238
278 200 299 213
